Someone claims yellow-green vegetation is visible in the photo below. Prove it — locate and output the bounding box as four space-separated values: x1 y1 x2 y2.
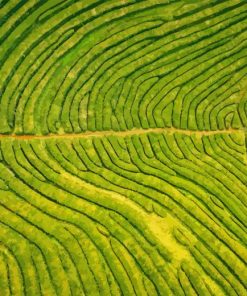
0 0 246 295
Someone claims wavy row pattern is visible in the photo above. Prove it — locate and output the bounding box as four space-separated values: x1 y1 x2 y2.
0 1 247 295
0 0 247 134
0 132 246 295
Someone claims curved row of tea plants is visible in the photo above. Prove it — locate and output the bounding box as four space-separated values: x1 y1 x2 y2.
0 132 246 295
0 1 247 295
0 0 247 135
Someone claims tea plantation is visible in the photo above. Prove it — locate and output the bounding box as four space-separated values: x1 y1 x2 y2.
0 0 246 295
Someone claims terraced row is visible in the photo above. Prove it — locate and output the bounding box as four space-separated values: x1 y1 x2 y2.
0 132 246 295
0 0 247 134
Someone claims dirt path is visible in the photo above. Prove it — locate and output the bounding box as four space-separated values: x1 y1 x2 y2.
0 127 244 141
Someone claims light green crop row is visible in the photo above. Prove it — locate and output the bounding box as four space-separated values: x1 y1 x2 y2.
0 132 246 295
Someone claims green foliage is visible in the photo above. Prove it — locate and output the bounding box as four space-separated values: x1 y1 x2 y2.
0 0 246 295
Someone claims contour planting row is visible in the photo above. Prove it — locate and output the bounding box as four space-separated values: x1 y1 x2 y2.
0 0 247 135
0 132 246 295
0 0 176 134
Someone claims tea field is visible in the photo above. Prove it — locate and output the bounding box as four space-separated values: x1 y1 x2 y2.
0 0 246 295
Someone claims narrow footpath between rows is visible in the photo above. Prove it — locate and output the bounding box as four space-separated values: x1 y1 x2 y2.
0 127 244 141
